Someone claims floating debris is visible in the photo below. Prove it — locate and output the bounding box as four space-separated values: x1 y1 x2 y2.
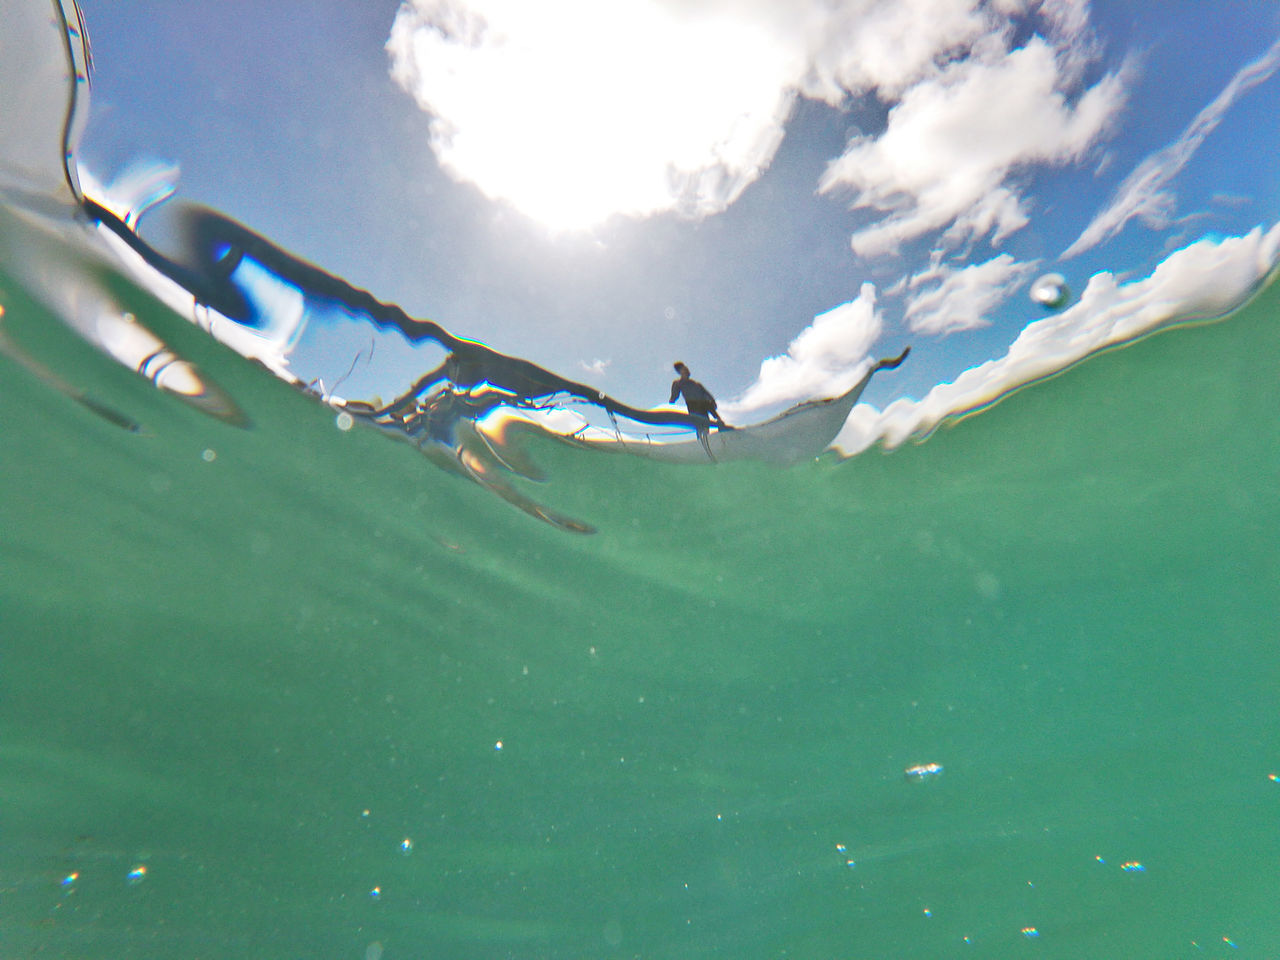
904 762 944 781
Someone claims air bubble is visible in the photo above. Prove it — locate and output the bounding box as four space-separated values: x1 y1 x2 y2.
1030 273 1069 309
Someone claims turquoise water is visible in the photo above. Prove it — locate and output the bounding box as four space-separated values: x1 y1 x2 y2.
2 241 1278 957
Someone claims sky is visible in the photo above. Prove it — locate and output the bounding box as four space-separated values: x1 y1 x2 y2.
73 0 1280 433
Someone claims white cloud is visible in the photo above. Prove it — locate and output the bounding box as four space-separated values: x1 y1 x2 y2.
799 0 1000 102
387 0 1123 244
386 0 803 230
727 281 883 413
1063 32 1280 259
904 253 1039 335
821 35 1126 257
833 222 1280 454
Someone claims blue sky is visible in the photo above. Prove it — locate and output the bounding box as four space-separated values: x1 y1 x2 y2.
74 0 1280 439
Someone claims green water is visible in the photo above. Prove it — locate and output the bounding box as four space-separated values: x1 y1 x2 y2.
2 261 1278 958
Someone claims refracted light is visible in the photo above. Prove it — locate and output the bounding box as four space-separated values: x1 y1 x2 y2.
904 762 944 781
1021 927 1039 938
126 865 147 885
400 838 413 856
61 872 79 888
1120 861 1145 872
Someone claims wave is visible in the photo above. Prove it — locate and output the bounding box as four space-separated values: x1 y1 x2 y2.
2 0 1277 537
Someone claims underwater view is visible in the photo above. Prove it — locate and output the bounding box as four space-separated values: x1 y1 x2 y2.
2 1 1279 957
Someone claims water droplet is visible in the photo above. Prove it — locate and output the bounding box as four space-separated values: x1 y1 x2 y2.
126 865 147 885
201 448 217 462
399 838 413 856
335 411 355 432
1030 273 1069 309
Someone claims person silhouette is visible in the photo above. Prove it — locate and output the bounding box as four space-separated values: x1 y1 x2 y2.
670 361 728 459
669 362 727 427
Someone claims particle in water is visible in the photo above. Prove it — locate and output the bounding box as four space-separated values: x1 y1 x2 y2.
923 907 933 918
400 837 413 856
1223 936 1238 949
1120 861 1144 872
126 865 147 885
1030 273 1069 309
1095 855 1106 864
1268 773 1278 782
201 448 216 462
61 872 79 889
835 844 847 854
494 740 503 751
369 886 381 899
1021 927 1039 938
361 809 371 818
904 762 944 781
335 411 354 432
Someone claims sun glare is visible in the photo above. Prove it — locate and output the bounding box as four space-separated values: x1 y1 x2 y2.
388 0 799 231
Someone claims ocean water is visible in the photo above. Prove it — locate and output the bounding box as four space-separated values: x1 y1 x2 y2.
2 229 1278 959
